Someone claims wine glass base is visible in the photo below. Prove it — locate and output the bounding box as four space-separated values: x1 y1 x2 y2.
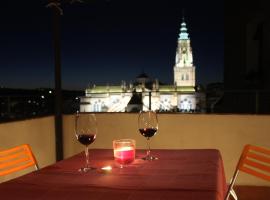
78 167 96 172
142 156 158 161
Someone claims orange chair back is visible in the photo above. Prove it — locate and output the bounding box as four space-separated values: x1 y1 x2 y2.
0 144 39 176
225 144 270 200
238 144 270 181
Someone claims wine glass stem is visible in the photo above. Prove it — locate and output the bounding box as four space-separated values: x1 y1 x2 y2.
85 146 89 169
146 137 151 158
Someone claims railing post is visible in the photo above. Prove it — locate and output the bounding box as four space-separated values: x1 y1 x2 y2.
149 91 151 111
52 4 63 161
255 90 259 114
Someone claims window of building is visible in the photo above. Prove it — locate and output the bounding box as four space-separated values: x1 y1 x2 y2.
181 74 184 80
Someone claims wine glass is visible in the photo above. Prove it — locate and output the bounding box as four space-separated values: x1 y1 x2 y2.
138 110 158 160
75 112 97 172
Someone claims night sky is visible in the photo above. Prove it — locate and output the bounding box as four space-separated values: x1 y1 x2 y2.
0 0 224 90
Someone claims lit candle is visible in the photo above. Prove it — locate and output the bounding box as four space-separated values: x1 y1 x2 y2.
114 146 135 165
100 165 112 173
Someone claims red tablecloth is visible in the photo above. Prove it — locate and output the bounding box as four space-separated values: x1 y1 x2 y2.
0 149 227 200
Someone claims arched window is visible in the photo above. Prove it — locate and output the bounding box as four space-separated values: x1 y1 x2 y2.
94 102 98 112
186 74 189 80
181 74 184 80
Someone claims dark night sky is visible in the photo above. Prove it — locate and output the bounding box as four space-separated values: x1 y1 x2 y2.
0 0 224 90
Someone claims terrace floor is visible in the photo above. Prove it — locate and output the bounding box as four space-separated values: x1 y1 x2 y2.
233 186 270 200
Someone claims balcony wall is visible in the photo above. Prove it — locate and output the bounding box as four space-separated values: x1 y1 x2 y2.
1 114 270 186
0 116 55 182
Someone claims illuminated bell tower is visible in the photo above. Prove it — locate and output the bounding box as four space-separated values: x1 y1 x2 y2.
174 17 195 87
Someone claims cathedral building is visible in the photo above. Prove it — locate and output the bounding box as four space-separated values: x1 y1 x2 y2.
80 18 205 112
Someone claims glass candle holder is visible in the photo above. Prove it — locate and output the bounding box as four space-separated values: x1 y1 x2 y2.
113 139 136 167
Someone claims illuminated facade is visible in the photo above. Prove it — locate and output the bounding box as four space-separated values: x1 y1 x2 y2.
80 18 205 112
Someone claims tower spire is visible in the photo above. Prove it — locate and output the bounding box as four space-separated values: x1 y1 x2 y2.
174 10 195 87
179 11 189 40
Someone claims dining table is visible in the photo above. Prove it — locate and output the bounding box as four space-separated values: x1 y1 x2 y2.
0 149 227 200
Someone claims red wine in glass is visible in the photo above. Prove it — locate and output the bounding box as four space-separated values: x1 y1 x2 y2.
139 128 157 138
138 111 158 160
75 113 97 172
77 134 96 146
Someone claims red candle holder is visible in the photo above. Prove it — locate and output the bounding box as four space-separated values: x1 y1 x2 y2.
113 139 135 167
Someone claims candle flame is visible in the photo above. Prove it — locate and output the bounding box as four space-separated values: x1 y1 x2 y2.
101 166 112 171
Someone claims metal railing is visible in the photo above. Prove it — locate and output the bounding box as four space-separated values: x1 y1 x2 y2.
207 90 270 114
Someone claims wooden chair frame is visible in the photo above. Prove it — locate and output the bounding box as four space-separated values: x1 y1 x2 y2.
225 144 270 200
0 144 39 176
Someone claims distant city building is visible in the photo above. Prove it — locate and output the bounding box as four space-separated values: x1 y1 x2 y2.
0 88 82 122
80 18 205 112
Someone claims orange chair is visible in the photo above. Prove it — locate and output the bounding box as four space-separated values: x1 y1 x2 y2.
225 144 270 200
0 144 39 176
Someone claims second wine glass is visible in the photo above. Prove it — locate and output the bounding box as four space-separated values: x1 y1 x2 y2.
75 112 97 172
138 110 158 160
